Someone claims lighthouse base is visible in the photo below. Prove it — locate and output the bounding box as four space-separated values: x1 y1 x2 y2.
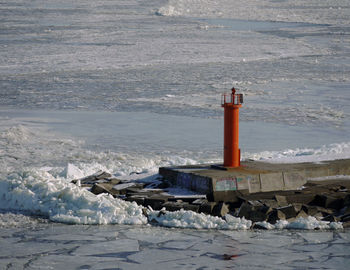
159 159 350 195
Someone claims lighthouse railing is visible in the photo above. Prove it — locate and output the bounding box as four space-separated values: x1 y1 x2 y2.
221 93 243 106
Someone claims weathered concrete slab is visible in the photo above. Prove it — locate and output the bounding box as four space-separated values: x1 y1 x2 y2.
159 159 350 194
260 172 284 192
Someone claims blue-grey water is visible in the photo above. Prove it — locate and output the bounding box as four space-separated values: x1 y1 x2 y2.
1 0 350 269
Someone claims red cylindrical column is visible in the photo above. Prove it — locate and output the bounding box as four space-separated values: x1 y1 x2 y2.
222 88 243 168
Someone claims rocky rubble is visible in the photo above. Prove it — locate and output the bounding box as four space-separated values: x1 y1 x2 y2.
72 172 350 229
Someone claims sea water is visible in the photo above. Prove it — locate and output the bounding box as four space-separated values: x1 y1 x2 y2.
1 0 350 269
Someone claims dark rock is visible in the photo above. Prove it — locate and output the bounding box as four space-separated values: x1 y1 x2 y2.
212 202 230 217
236 202 253 219
302 205 333 216
342 221 350 228
182 203 200 212
144 196 169 210
111 182 139 195
277 205 297 219
155 181 171 189
77 171 113 185
125 196 145 206
126 189 164 198
199 202 217 214
90 183 112 195
163 201 199 212
260 199 279 209
342 206 350 215
293 203 303 212
206 191 240 203
125 185 146 195
109 178 122 185
162 201 184 211
341 214 350 222
310 194 343 209
237 202 271 222
247 200 264 207
267 210 286 224
314 212 324 220
275 195 288 207
322 215 340 222
192 198 208 205
252 223 268 230
344 194 350 206
296 210 308 219
168 196 201 203
157 210 167 217
142 208 148 218
286 194 315 205
95 171 113 180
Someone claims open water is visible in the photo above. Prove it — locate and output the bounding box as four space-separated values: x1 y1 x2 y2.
1 0 350 269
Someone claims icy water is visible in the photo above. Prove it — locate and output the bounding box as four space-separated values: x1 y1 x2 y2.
1 0 350 269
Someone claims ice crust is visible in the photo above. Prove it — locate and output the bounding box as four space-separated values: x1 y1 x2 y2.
245 142 350 163
147 209 342 230
157 0 350 25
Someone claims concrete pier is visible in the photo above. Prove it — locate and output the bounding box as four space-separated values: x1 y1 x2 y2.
159 159 350 195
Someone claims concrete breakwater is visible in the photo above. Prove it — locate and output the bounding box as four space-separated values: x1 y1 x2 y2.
70 159 350 229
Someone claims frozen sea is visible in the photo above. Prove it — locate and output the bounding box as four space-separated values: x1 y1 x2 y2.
1 0 350 269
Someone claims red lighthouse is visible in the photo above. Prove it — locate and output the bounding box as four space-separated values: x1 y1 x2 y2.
221 87 243 167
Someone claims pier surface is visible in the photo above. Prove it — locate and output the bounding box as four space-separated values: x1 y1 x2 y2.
159 159 350 195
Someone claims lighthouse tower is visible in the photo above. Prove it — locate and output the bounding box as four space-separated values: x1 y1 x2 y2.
221 87 243 168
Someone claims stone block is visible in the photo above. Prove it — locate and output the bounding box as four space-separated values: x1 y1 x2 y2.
182 204 200 212
344 194 350 206
236 176 250 190
144 196 169 210
302 205 333 216
304 166 329 179
192 198 208 205
162 201 184 211
206 191 240 203
79 171 113 185
214 177 238 192
296 210 308 219
125 196 145 205
212 202 230 217
343 206 350 215
341 214 350 222
267 210 286 224
277 205 297 219
177 173 210 193
247 200 264 207
286 194 315 205
293 203 303 212
310 194 343 209
322 215 340 222
283 171 306 190
158 167 178 185
109 178 122 185
260 173 284 192
237 202 270 222
91 183 112 195
111 182 138 195
260 199 279 209
168 196 200 203
343 221 350 228
247 175 261 193
275 195 288 207
252 223 268 230
199 202 216 214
